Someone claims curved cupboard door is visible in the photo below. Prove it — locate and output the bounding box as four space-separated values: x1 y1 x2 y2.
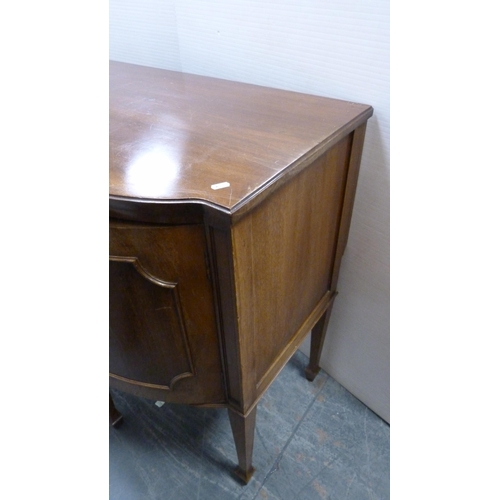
109 221 224 405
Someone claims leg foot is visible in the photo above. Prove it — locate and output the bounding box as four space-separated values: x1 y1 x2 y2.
109 393 123 427
305 365 320 382
228 406 257 484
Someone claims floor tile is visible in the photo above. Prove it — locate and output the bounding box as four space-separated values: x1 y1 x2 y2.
110 352 389 500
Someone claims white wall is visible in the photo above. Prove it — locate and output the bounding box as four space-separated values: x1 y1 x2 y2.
110 0 390 423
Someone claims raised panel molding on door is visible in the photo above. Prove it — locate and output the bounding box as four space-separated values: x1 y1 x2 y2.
109 257 194 391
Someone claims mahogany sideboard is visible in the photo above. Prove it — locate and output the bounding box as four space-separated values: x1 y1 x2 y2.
109 61 373 483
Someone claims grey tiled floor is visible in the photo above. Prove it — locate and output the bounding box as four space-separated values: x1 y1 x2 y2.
110 351 389 500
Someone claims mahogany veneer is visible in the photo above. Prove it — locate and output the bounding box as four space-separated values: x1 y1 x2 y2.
109 61 373 483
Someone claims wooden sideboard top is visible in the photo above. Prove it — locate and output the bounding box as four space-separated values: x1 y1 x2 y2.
109 61 372 214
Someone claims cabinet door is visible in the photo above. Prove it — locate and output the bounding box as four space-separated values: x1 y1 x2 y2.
109 221 224 405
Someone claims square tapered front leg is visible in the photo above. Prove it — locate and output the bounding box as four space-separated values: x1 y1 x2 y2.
228 406 257 483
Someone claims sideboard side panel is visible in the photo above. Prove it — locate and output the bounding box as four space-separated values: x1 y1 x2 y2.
231 135 353 391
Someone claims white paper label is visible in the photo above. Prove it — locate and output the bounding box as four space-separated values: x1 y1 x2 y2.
211 181 230 190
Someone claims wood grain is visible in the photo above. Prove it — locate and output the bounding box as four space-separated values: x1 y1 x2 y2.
109 221 224 405
231 136 352 393
109 62 373 481
109 61 372 215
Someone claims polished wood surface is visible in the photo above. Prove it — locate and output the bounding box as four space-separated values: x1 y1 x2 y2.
109 61 372 216
109 61 373 483
231 136 352 407
109 220 224 405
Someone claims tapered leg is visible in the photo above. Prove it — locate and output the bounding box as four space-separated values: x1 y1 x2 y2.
228 406 257 484
305 292 338 381
109 393 123 427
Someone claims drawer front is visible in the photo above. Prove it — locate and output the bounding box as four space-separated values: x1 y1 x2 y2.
109 221 224 405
